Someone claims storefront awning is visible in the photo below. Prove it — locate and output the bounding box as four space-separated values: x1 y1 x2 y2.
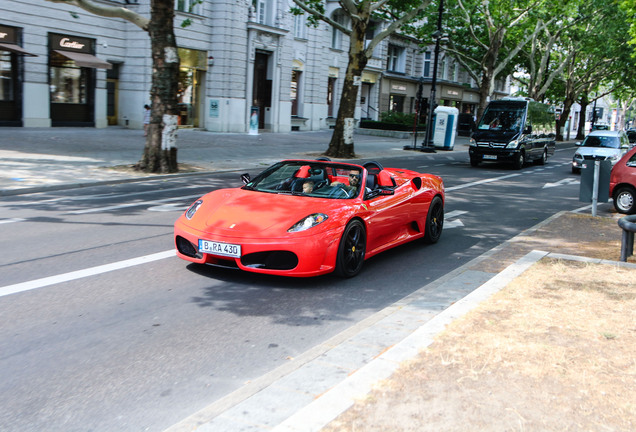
54 50 112 69
0 42 37 56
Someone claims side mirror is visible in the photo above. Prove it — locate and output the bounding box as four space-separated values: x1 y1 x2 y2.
575 142 582 146
241 173 251 185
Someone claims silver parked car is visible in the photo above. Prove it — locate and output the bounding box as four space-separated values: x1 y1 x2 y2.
572 130 631 174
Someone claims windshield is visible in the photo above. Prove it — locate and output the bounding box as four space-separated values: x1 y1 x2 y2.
478 104 525 132
581 135 620 149
243 161 363 199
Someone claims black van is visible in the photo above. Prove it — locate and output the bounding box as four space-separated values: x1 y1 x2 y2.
468 98 556 169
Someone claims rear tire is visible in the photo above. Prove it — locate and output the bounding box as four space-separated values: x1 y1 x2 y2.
335 220 366 277
614 186 636 214
423 196 444 244
536 148 547 165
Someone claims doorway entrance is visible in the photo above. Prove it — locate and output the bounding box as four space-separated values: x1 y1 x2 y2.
252 51 272 129
106 63 119 126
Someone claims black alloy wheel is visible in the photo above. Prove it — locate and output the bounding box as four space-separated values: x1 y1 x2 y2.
423 196 444 244
335 219 366 277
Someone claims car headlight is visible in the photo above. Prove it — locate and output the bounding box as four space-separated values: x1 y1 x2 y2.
505 140 519 149
573 153 582 160
288 213 328 232
185 199 203 220
469 138 476 147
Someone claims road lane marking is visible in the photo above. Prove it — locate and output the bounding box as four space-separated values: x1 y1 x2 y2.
445 173 521 192
543 178 579 189
0 218 26 225
0 250 175 298
445 210 468 218
67 195 201 214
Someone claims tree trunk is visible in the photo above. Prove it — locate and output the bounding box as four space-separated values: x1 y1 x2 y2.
138 0 180 173
325 22 368 159
576 96 589 140
556 98 574 141
476 73 492 122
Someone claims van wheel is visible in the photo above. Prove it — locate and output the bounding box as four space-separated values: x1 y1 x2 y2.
536 148 547 165
470 157 480 167
513 152 525 170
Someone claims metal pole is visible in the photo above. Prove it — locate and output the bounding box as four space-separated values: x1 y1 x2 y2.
592 160 600 217
421 0 443 152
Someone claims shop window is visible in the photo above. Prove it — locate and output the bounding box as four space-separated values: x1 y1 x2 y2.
0 52 13 101
387 44 405 73
390 94 405 112
327 76 336 117
291 70 301 116
49 51 87 104
176 0 202 14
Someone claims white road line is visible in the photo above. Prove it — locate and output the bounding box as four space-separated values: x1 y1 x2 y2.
0 250 175 298
67 194 201 214
445 210 468 218
0 218 26 225
446 173 521 192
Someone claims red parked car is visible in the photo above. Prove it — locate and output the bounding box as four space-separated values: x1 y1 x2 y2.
609 145 636 214
174 159 444 278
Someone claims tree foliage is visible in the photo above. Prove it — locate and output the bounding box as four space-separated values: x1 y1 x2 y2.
292 0 431 157
415 0 550 119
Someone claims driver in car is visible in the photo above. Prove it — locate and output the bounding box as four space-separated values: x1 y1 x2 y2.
332 169 361 197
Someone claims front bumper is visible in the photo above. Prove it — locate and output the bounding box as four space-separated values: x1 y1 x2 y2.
174 219 342 277
469 146 520 163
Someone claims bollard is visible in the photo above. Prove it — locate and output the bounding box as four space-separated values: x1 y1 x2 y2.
618 214 636 262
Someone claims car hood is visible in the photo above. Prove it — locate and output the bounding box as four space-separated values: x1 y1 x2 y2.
574 147 621 158
190 188 352 236
472 129 519 143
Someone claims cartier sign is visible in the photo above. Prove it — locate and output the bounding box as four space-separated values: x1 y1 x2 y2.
59 38 85 49
50 33 92 54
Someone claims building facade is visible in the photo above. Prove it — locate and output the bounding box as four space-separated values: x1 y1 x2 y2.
1 0 504 132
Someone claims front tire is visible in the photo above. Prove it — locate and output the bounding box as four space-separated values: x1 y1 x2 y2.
614 186 636 214
513 151 525 170
335 220 366 277
423 196 444 244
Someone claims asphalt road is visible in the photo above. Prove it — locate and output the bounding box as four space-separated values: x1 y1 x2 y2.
0 143 589 431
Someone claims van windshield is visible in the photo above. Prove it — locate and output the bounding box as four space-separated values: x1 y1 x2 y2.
478 105 525 132
581 135 620 149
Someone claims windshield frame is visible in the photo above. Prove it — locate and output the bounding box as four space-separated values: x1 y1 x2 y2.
242 160 366 200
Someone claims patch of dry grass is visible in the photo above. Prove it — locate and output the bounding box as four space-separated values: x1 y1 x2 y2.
323 258 636 432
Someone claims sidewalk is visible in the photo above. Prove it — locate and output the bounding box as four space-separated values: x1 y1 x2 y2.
0 127 463 196
1 127 632 431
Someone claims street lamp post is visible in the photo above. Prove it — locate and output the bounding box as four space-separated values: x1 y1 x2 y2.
421 0 444 152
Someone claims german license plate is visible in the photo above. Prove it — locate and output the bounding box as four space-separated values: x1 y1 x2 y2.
198 240 241 258
483 155 497 160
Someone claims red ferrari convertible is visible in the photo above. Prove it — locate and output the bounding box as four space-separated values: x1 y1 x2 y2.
174 159 444 277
